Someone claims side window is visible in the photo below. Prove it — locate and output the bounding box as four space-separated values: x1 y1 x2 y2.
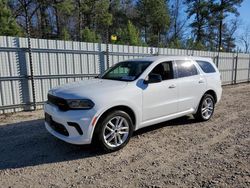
176 60 198 78
150 61 174 80
197 61 216 73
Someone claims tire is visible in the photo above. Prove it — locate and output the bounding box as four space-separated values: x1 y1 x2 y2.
94 110 133 152
194 94 215 121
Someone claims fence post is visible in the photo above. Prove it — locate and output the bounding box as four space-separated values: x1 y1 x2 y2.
28 39 36 110
14 37 32 111
150 47 153 55
24 5 36 110
186 48 190 56
105 30 110 69
98 43 106 74
214 55 219 68
216 50 220 67
213 56 216 65
231 54 235 85
234 52 238 84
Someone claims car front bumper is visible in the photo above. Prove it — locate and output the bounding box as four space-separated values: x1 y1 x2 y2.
44 102 97 145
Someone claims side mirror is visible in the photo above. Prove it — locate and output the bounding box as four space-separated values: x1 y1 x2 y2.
144 74 162 84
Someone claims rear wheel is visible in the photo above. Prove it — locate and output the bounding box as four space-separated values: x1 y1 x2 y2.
194 94 215 121
94 110 133 152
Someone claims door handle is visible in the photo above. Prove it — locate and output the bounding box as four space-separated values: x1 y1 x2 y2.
199 80 205 84
169 84 176 88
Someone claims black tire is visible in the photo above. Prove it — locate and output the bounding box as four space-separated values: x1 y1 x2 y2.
194 94 215 121
94 110 133 152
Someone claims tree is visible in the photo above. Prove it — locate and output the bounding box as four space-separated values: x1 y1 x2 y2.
53 0 74 39
0 0 21 36
185 0 210 49
205 0 220 51
9 0 40 37
168 0 187 47
61 27 70 40
136 0 170 46
93 0 113 42
109 0 136 38
3 0 244 50
117 20 141 45
94 0 112 30
80 27 100 42
239 25 250 53
35 0 53 38
74 0 98 40
222 18 238 52
213 0 243 51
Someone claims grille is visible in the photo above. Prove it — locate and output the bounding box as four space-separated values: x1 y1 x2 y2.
45 113 69 136
47 94 69 111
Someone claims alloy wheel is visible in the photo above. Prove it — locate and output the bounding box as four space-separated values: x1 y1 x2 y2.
201 97 214 119
103 116 130 148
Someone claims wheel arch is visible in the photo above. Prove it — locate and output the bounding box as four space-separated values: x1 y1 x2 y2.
98 105 136 126
204 89 217 103
194 89 217 114
91 105 137 141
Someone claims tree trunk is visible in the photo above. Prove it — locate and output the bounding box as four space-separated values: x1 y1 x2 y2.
54 6 60 38
40 5 47 38
158 30 160 47
174 0 179 39
218 19 223 51
218 0 224 51
77 0 81 41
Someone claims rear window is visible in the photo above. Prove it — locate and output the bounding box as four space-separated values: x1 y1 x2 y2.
176 60 198 78
197 61 216 73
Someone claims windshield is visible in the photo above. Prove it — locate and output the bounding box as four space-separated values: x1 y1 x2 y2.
101 61 152 81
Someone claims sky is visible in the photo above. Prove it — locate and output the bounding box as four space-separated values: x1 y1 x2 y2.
231 0 250 50
238 0 250 27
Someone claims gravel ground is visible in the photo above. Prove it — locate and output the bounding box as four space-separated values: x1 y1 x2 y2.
0 84 249 188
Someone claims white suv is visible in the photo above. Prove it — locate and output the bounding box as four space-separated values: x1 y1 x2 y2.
44 56 222 151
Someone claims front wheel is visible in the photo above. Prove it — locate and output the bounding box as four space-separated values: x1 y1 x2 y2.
94 110 133 152
194 94 215 121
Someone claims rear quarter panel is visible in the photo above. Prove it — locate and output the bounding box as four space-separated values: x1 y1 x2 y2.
195 59 222 103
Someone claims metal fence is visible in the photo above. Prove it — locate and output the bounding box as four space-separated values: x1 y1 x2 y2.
0 36 250 114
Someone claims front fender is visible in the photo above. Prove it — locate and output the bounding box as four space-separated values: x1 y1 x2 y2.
89 101 142 142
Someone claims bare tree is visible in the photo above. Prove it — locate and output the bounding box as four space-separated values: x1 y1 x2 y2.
216 0 243 51
223 18 239 52
10 0 40 36
167 0 187 47
239 25 250 53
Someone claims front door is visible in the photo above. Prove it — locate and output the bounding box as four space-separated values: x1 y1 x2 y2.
142 61 178 122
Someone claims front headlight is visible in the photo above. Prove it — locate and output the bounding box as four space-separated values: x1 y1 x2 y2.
66 99 95 109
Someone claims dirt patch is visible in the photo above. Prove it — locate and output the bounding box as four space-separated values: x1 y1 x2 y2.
0 84 250 187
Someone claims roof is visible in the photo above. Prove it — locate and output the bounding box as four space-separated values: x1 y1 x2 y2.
128 55 213 62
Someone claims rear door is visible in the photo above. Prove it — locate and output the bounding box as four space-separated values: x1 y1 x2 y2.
175 60 206 112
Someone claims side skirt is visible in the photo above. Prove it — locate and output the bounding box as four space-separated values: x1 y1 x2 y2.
137 108 195 130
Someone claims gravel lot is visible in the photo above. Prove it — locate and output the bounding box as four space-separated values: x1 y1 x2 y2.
0 84 249 188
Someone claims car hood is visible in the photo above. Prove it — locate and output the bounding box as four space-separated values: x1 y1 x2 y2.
49 79 128 99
